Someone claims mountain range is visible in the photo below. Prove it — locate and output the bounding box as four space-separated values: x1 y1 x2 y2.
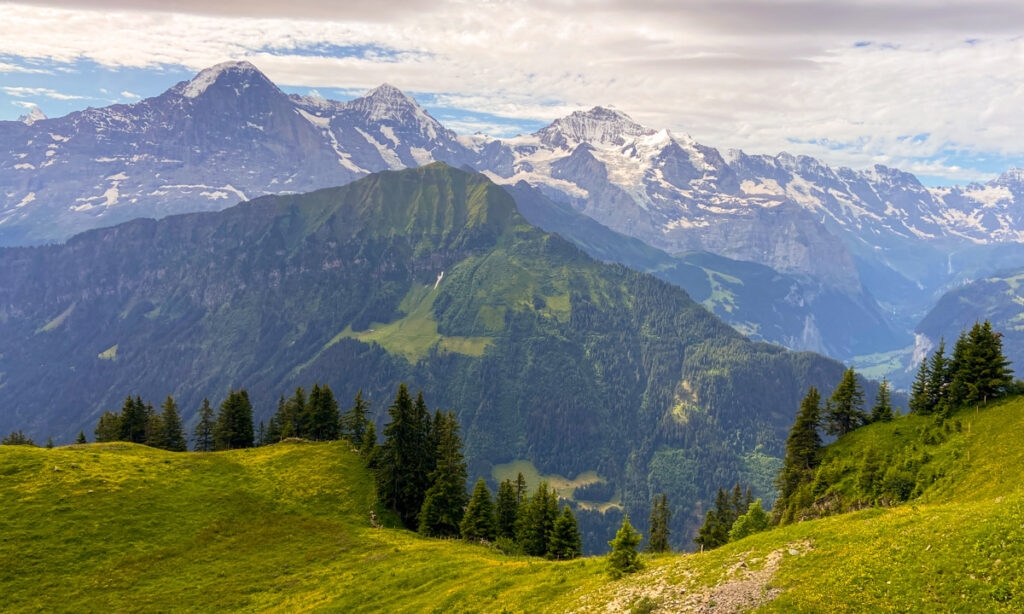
0 162 869 548
3 60 1021 371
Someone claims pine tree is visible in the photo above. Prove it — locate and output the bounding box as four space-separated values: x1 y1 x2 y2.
360 420 378 462
213 389 254 450
869 378 894 423
75 431 87 444
256 421 266 446
266 396 285 443
341 390 371 444
517 481 559 557
825 368 866 437
924 339 949 414
144 400 163 449
280 387 306 439
192 398 215 452
607 514 643 578
415 392 436 480
958 321 1014 407
94 410 122 442
418 412 469 537
909 357 930 414
515 472 528 505
461 478 497 542
45 436 54 449
729 499 770 542
943 332 970 412
549 505 583 560
776 387 822 510
646 493 671 553
160 395 187 451
495 479 520 540
311 383 341 440
119 396 148 443
376 384 432 529
1 430 35 446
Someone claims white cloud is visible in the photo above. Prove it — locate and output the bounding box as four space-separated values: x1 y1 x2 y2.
120 90 140 99
2 85 85 100
2 2 1024 181
11 100 39 109
0 60 52 74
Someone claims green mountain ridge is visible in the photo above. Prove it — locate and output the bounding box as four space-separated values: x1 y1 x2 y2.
0 163 865 548
2 395 1022 612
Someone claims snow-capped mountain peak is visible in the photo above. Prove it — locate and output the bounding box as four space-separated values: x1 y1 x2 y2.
993 168 1024 187
179 60 273 99
535 106 655 149
17 106 46 125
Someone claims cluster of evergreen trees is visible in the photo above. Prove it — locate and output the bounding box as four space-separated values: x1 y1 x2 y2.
694 483 756 550
94 395 188 451
910 321 1015 415
361 384 583 558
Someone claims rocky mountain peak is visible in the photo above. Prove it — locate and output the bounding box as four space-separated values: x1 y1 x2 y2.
993 168 1024 187
17 106 46 125
536 106 655 149
177 60 277 99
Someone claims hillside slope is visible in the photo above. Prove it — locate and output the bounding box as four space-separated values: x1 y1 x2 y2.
3 396 1023 612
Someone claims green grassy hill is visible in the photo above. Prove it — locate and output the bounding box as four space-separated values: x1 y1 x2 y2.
4 396 1023 612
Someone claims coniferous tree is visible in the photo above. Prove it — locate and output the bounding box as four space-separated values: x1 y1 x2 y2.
869 378 894 423
646 493 671 553
515 472 528 505
517 481 559 557
360 419 378 463
266 395 286 443
1 430 35 446
119 396 148 443
144 401 164 449
924 339 949 414
280 387 306 439
461 478 497 542
495 478 520 540
956 321 1014 407
418 412 469 537
312 383 341 440
341 390 371 444
909 358 931 414
729 499 770 542
75 431 87 444
160 395 187 452
45 436 54 449
549 505 583 560
94 411 122 442
415 392 436 480
776 387 822 511
192 398 215 452
943 333 970 412
376 384 432 529
825 367 866 437
256 421 266 447
607 514 643 578
213 389 254 450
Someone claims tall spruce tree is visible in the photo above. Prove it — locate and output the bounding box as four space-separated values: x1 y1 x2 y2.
341 390 371 444
160 395 187 451
776 387 822 508
461 478 497 542
418 412 470 537
75 431 87 444
266 396 285 443
607 514 643 578
213 389 254 450
119 396 148 443
517 481 559 557
869 378 894 423
308 383 340 441
959 321 1014 407
376 384 432 529
549 505 583 560
646 493 671 553
909 359 931 414
144 401 163 448
280 387 306 439
94 411 122 442
192 398 215 452
924 339 949 414
495 479 520 540
825 367 866 437
360 419 378 463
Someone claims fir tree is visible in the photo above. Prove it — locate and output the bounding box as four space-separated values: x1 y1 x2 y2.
119 395 148 443
461 478 497 542
45 436 54 449
515 472 528 505
418 412 469 538
909 358 930 414
495 479 520 540
160 395 187 451
192 398 215 452
924 339 949 414
776 387 823 521
825 368 866 437
607 514 643 578
256 421 266 447
280 387 306 439
376 384 432 529
266 396 285 443
341 390 371 444
306 383 341 440
549 505 582 560
360 419 378 464
213 389 254 450
517 481 559 557
944 333 969 412
75 431 87 444
144 401 164 449
959 321 1014 407
646 493 671 553
869 378 894 423
729 499 770 542
94 410 122 443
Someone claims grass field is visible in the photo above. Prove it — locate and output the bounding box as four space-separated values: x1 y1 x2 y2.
3 397 1024 612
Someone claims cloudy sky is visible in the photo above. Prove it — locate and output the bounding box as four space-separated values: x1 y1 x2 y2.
1 0 1023 184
